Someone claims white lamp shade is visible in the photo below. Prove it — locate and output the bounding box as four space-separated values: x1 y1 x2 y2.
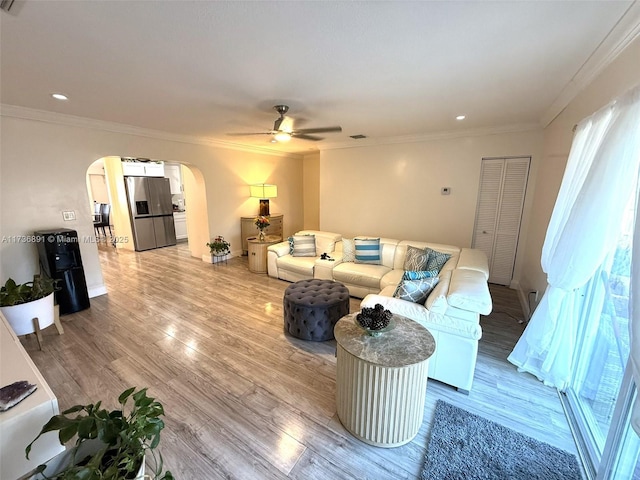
250 184 277 199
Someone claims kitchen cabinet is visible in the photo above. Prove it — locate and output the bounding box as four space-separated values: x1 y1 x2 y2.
121 161 165 177
174 211 188 240
164 164 182 194
241 214 283 255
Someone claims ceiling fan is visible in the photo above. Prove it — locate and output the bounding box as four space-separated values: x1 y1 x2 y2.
227 105 342 142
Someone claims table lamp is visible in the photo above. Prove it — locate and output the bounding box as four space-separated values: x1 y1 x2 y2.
250 184 277 216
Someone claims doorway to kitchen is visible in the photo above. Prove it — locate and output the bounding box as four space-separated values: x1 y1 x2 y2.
85 156 210 262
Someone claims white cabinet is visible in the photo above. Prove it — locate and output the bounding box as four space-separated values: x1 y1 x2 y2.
121 161 165 177
0 313 65 480
164 164 182 194
174 211 188 240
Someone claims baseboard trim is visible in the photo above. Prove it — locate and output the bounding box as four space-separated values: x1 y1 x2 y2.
88 285 108 298
512 280 531 320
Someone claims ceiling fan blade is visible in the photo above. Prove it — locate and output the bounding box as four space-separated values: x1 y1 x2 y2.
226 132 272 136
294 126 342 134
292 133 324 141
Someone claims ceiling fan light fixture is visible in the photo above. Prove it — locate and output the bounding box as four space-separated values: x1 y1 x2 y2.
274 131 291 142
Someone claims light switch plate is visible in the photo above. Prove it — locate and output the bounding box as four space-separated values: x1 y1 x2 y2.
62 210 76 221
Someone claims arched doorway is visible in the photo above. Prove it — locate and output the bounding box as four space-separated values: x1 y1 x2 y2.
85 157 210 287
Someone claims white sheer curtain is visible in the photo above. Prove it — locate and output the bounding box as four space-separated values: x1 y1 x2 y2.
509 84 640 391
631 154 640 435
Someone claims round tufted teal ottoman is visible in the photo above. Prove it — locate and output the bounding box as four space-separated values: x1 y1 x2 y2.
283 279 350 341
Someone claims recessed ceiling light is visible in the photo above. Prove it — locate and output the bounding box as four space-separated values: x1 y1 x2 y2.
52 93 68 100
456 115 466 121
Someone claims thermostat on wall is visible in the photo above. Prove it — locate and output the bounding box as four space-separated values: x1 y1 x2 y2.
441 187 451 195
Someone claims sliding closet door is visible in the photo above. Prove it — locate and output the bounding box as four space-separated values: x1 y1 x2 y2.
472 157 530 285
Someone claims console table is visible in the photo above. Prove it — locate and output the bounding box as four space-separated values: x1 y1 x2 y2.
334 313 435 447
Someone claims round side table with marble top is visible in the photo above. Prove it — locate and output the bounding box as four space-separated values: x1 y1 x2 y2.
334 313 436 447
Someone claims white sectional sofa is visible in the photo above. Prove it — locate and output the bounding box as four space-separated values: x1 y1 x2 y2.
267 231 492 393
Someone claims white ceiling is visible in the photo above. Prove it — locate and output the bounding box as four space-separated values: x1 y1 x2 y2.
1 1 638 154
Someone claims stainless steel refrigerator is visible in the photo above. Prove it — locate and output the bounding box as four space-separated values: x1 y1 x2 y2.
125 176 177 251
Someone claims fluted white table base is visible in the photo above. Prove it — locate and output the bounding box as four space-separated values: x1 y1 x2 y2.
336 343 430 447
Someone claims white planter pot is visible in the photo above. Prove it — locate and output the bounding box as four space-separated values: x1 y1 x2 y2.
202 252 230 263
0 293 55 336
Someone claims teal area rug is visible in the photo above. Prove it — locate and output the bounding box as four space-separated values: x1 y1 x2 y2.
421 400 582 480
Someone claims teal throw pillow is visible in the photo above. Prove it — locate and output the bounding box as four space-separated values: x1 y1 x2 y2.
288 236 294 254
402 270 439 280
354 238 381 264
393 277 440 304
425 248 452 272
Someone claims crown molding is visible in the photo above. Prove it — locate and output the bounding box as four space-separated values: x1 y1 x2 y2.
540 2 640 127
0 104 303 160
318 122 543 152
0 103 542 157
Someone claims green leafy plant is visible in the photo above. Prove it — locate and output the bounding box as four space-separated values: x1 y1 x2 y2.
0 275 59 307
206 235 231 255
26 387 174 480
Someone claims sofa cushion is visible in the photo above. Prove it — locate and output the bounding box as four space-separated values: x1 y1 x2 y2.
424 269 451 314
332 262 391 289
380 269 404 290
425 247 452 272
447 269 493 315
354 238 381 264
292 235 316 257
393 277 439 304
276 255 317 276
342 238 356 262
404 245 429 271
457 248 490 279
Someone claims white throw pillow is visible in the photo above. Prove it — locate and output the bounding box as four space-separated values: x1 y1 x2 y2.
342 238 355 262
291 235 316 257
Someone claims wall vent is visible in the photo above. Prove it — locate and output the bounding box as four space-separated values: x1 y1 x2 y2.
350 134 367 139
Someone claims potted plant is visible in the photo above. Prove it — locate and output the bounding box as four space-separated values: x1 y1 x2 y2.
205 236 231 263
25 387 174 480
0 275 59 338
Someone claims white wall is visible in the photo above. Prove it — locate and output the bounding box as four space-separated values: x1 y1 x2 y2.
518 34 640 313
0 113 303 295
303 152 320 230
319 129 543 283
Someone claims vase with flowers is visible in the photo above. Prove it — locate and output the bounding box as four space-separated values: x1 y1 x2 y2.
255 215 270 241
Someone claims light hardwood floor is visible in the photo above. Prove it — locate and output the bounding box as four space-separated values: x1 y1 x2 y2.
21 243 578 479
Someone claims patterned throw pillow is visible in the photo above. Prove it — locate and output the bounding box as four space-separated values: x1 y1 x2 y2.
354 238 381 264
402 270 439 280
393 277 440 304
288 236 295 254
292 235 316 257
342 238 356 262
404 245 429 271
425 248 452 272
